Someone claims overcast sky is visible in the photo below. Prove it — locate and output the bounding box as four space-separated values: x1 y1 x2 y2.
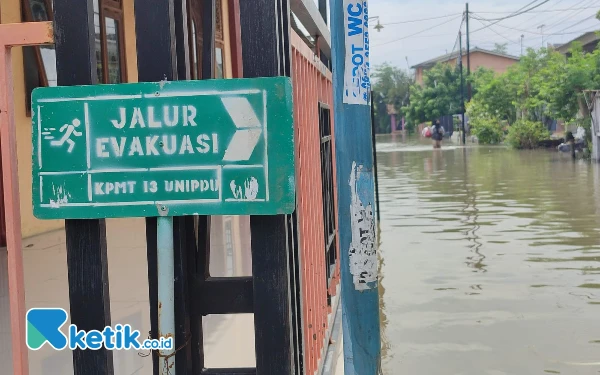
362 0 600 70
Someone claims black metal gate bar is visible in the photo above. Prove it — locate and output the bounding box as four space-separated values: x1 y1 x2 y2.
276 0 291 77
288 211 304 374
65 222 113 374
53 1 114 374
174 0 191 80
201 0 216 79
173 216 196 374
239 1 298 374
189 215 209 374
134 1 195 374
144 217 160 375
186 1 215 374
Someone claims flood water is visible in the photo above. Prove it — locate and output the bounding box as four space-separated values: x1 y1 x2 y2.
377 135 600 375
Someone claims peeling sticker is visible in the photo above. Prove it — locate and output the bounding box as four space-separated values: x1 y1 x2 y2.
348 161 377 290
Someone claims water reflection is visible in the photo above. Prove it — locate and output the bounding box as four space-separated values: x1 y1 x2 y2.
377 136 600 374
377 227 391 362
461 149 487 275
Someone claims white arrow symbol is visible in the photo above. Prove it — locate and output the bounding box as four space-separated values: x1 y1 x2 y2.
221 97 262 162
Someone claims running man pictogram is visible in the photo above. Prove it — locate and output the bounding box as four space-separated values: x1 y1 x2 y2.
50 118 82 153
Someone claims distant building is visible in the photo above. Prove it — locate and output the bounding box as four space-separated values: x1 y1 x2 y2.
555 31 600 56
386 104 402 132
411 47 520 84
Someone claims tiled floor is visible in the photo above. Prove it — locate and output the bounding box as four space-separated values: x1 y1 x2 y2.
0 218 256 375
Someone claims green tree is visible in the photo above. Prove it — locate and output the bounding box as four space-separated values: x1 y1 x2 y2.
455 39 600 148
403 63 463 126
371 63 413 133
505 120 550 149
493 43 508 54
472 48 558 123
507 48 557 122
470 67 517 124
539 43 600 122
466 99 505 144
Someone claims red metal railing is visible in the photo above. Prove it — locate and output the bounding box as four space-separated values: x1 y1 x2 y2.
0 140 6 247
292 30 340 375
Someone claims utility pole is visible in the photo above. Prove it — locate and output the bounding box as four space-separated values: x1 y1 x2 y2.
331 1 381 374
459 31 466 145
466 2 471 100
538 24 545 48
521 34 524 56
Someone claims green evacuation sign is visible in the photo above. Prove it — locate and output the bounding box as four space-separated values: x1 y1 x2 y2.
32 77 295 219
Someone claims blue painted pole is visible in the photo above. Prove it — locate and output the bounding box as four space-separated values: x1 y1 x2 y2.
157 214 175 374
331 1 381 374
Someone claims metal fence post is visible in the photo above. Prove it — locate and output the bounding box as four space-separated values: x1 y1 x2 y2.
239 0 297 374
53 1 114 373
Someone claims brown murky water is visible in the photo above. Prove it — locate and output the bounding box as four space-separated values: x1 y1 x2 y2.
377 135 600 375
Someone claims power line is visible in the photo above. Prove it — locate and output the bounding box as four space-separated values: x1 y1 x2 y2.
451 15 467 55
472 17 519 45
470 0 599 48
471 40 517 47
373 15 463 47
380 13 462 26
515 23 600 50
539 0 599 44
471 0 594 40
467 1 599 53
543 0 600 33
551 14 598 34
531 0 598 31
451 33 461 55
471 13 599 36
472 0 551 24
514 0 562 27
476 5 600 15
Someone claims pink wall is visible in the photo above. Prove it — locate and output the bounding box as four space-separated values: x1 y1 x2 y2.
415 51 518 84
292 32 340 375
415 67 424 85
467 51 517 74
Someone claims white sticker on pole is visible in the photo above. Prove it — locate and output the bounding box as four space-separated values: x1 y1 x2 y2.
343 0 371 105
349 162 377 290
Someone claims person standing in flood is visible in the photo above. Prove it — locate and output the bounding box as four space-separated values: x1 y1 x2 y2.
565 131 576 159
431 119 443 149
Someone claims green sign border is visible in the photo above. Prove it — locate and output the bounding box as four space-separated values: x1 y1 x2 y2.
32 77 295 219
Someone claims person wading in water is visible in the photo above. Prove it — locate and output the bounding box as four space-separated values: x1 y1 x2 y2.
565 131 576 159
432 119 444 149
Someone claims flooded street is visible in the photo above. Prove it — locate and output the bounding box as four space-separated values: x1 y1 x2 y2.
377 136 600 375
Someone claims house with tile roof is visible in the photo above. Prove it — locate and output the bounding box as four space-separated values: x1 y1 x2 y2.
411 47 520 85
